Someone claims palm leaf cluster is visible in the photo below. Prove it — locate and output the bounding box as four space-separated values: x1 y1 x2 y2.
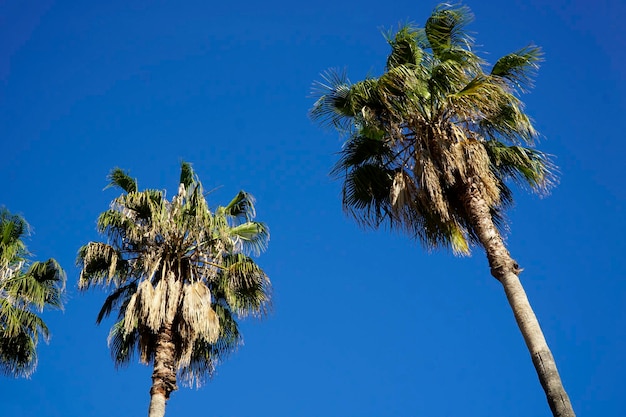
311 4 554 255
0 208 65 377
77 162 270 387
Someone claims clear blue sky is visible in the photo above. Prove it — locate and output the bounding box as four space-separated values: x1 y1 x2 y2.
1 0 624 416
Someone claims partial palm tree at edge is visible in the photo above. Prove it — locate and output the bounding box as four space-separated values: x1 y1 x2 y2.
0 208 66 378
311 4 574 417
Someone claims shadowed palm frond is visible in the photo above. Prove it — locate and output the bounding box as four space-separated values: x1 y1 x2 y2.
105 168 138 194
385 24 424 69
179 161 196 190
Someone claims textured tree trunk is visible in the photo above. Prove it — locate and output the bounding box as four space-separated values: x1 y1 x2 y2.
463 179 575 417
148 325 178 417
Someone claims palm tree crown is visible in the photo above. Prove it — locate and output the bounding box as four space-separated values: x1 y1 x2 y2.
311 4 553 255
0 208 65 377
77 162 271 415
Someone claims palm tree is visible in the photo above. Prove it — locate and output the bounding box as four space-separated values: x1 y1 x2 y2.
77 162 271 417
0 208 65 377
311 4 574 417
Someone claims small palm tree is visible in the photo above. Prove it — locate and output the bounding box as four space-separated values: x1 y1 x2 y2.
78 162 271 417
0 208 65 377
311 4 574 417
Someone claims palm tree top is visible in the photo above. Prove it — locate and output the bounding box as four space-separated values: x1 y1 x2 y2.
310 3 555 255
78 161 271 391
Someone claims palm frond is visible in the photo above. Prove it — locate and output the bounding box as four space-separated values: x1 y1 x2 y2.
309 69 355 131
105 168 138 194
107 319 140 367
178 303 242 388
218 253 271 318
484 140 556 194
0 298 50 341
223 191 257 221
385 24 424 69
77 242 127 289
96 282 138 324
0 328 37 377
228 221 269 256
179 161 196 190
0 208 29 269
342 164 394 228
491 45 543 92
425 4 474 57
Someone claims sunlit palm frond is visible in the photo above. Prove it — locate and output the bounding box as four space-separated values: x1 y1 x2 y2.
491 45 543 93
424 4 474 57
485 140 556 194
0 208 29 268
0 298 50 342
4 260 65 312
228 221 269 256
223 191 257 221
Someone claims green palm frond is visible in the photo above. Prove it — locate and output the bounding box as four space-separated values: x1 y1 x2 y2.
0 328 37 377
478 98 537 144
342 164 394 227
0 298 50 341
491 45 543 92
217 253 270 318
0 208 29 269
96 282 138 324
77 242 128 289
485 140 556 194
4 260 65 312
385 24 424 69
424 4 474 57
179 161 196 190
309 69 355 130
105 168 138 194
223 191 257 221
228 221 269 256
108 319 142 367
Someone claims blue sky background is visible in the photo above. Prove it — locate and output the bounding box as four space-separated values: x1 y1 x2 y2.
1 0 624 416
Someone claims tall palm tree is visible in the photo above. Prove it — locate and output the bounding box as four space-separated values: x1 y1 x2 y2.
311 4 574 417
0 208 65 377
78 162 271 417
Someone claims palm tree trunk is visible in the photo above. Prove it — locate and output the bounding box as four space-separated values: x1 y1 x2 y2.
148 325 178 417
463 180 575 417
